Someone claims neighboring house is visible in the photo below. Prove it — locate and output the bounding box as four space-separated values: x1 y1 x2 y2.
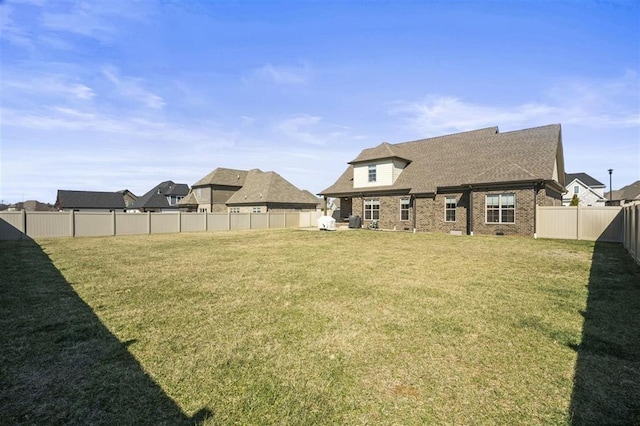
179 168 319 213
605 180 640 206
128 181 189 213
319 124 566 236
562 173 606 206
55 190 127 212
117 189 138 208
7 200 56 211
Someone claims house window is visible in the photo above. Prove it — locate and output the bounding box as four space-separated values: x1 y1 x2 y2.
252 207 262 213
364 199 380 220
486 193 515 224
574 185 579 194
445 196 456 222
400 199 411 221
229 207 240 214
368 165 377 182
199 208 207 213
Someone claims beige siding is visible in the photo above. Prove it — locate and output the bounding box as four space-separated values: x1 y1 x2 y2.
353 160 394 188
392 159 407 183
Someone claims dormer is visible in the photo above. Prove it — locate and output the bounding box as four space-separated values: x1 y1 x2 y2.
349 142 411 188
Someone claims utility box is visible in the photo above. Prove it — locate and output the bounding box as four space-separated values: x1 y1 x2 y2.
348 215 361 229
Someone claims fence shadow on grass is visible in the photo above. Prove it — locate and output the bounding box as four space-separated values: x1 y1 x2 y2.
569 241 640 425
0 239 212 425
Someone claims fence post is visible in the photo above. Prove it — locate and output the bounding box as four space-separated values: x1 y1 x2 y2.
112 211 116 236
21 210 27 240
70 210 75 237
178 210 182 234
204 211 208 232
148 211 151 234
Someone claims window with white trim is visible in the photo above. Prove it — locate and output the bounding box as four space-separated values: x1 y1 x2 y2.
486 193 515 223
445 196 456 222
400 198 410 221
574 185 579 194
364 199 380 220
229 207 240 214
252 207 262 213
368 165 377 182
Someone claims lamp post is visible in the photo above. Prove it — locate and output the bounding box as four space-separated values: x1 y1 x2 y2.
608 169 613 201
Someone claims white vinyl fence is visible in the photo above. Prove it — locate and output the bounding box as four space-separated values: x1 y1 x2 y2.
0 211 324 240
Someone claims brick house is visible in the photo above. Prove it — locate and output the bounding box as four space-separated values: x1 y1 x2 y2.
319 124 566 236
179 168 319 213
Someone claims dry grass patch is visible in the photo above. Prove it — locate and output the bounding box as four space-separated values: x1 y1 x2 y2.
1 229 638 424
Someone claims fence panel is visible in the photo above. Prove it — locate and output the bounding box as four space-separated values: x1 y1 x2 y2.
269 213 285 229
285 212 299 228
0 212 25 240
207 214 229 231
578 207 623 242
151 213 180 234
250 214 269 230
75 212 113 237
116 213 149 235
536 206 623 242
181 213 206 233
230 214 250 230
536 207 578 240
26 212 71 238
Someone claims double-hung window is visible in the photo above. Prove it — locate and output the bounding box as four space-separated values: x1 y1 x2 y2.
400 199 411 221
485 193 515 223
368 165 377 182
252 207 262 213
364 199 380 220
229 207 240 214
445 196 456 222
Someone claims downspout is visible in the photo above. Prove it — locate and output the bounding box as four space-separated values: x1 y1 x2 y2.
412 195 417 233
468 186 474 236
533 183 538 239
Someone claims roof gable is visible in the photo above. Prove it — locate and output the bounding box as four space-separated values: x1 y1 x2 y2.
130 180 189 209
565 173 605 188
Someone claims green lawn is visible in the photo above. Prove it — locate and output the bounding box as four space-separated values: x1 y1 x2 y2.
1 230 638 424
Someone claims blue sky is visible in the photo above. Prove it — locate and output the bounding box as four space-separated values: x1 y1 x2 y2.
1 0 638 204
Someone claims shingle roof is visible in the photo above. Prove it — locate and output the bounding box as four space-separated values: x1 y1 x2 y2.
178 190 198 206
226 169 318 206
192 168 248 187
56 190 126 209
320 124 564 196
129 181 189 209
349 142 411 164
565 173 605 188
605 180 640 201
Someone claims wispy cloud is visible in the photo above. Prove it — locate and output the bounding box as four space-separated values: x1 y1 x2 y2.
102 66 165 109
2 73 95 100
390 73 640 135
250 63 313 86
39 1 152 43
274 114 352 146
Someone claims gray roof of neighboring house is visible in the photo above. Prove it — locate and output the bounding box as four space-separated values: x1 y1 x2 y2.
226 169 319 206
605 180 640 201
320 124 564 196
129 181 189 210
565 173 605 188
192 168 248 187
56 190 126 209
